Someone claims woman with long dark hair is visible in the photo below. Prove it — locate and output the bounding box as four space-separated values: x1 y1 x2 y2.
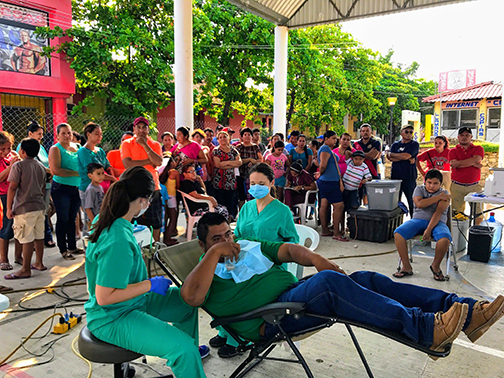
85 167 207 377
416 135 451 191
170 126 207 174
288 134 313 171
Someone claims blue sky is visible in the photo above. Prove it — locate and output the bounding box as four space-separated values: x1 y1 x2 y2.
342 0 503 84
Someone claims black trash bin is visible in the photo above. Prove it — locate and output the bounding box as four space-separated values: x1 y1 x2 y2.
468 225 494 263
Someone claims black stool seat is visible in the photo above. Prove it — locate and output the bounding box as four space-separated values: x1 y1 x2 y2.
79 326 142 364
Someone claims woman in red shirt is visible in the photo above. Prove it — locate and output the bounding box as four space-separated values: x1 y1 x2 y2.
416 135 451 190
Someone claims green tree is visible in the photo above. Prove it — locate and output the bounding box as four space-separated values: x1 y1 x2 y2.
38 0 177 117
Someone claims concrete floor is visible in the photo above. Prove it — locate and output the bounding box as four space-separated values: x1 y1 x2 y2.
1 211 504 378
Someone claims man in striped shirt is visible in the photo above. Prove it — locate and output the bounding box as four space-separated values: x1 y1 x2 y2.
342 150 372 210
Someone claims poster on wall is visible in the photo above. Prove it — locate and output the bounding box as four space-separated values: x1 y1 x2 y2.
0 2 50 76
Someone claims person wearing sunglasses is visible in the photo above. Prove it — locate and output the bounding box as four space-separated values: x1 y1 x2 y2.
386 124 420 218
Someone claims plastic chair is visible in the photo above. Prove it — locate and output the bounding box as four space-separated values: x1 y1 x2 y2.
0 294 9 312
294 224 320 251
178 190 214 241
292 190 318 228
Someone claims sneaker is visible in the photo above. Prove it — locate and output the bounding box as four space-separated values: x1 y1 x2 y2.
209 334 227 348
464 295 504 343
199 345 210 359
217 344 239 358
430 302 468 359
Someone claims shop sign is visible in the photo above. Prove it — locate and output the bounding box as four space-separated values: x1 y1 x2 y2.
487 99 502 107
478 112 485 138
433 113 440 136
443 101 480 109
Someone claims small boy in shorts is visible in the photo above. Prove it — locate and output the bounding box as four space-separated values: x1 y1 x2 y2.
84 163 105 229
5 138 46 279
342 150 371 210
393 169 452 281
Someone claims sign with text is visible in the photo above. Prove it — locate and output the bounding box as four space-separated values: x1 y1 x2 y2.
438 69 476 92
0 2 50 76
442 101 480 109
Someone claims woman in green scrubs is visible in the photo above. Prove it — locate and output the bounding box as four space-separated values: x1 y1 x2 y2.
84 166 206 378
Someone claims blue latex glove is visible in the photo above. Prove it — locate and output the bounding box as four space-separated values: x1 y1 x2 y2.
148 276 172 295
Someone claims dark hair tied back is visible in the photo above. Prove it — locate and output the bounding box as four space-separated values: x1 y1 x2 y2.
27 121 43 135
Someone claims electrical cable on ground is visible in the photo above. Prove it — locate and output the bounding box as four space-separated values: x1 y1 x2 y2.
71 335 93 378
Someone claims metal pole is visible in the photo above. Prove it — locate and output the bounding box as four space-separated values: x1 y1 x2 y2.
174 0 193 131
389 105 394 145
499 84 504 167
273 26 288 136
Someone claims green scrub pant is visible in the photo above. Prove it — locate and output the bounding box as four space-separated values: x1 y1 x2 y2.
92 288 206 378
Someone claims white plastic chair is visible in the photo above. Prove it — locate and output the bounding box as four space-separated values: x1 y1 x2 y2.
178 190 214 241
287 224 321 279
292 190 318 228
0 294 10 312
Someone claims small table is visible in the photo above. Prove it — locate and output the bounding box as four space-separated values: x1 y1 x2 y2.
463 193 504 226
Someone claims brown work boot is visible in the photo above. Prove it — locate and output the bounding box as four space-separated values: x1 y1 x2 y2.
464 295 504 343
430 302 468 359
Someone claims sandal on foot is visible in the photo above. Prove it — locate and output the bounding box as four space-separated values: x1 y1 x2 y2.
69 248 85 255
61 252 75 260
4 273 30 280
430 266 446 281
333 236 349 242
45 241 56 248
393 270 414 278
31 265 47 271
0 262 13 271
0 285 13 293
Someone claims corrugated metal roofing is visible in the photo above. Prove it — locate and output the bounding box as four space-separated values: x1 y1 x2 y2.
423 81 503 103
226 0 472 29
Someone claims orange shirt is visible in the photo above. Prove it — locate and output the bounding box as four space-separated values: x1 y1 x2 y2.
121 137 163 190
107 149 125 178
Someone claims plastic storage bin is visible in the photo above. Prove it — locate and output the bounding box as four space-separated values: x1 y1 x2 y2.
347 206 404 243
451 217 470 252
365 180 402 211
468 225 494 263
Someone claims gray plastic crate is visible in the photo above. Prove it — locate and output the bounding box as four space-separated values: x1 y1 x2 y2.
365 180 402 211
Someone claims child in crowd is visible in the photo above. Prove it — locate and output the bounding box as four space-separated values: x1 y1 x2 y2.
342 150 371 210
0 131 21 272
4 138 46 279
159 157 180 246
84 163 105 229
265 140 290 203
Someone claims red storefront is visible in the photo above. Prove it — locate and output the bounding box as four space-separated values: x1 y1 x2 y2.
0 0 74 144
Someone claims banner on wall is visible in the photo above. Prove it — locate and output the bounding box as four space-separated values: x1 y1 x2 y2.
438 69 476 92
0 2 50 76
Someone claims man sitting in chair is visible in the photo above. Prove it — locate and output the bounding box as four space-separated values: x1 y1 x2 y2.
181 212 504 357
393 169 451 281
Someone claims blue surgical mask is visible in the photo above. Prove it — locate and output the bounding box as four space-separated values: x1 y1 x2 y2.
248 184 270 199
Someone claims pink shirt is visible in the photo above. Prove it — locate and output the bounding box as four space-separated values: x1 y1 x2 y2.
170 141 201 160
0 153 15 195
266 153 287 179
333 147 355 176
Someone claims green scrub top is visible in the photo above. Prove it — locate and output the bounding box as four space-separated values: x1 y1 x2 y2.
235 199 299 243
84 218 147 331
77 146 110 192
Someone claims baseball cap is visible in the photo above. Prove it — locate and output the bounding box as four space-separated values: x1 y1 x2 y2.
352 150 365 158
458 127 472 135
400 124 414 131
222 127 235 134
133 116 149 126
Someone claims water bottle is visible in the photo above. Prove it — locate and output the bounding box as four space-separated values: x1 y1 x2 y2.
480 212 502 253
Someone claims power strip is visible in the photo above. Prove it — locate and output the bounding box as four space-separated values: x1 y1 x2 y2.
53 313 82 334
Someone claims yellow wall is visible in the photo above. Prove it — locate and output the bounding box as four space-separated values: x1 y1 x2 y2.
477 98 487 139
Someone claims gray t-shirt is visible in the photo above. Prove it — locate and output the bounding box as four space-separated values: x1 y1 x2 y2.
8 158 46 215
412 185 449 224
84 183 104 221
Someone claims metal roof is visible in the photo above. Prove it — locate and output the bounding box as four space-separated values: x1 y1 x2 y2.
422 81 503 103
226 0 472 29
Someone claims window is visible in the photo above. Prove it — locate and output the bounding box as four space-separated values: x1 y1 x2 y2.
442 108 477 130
487 108 501 128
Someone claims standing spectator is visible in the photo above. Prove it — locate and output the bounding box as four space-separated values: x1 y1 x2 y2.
288 134 313 171
264 133 288 158
191 129 208 178
285 130 300 153
107 131 134 179
212 131 242 221
354 123 381 179
252 128 266 154
0 132 21 271
212 125 224 146
48 123 82 260
386 125 420 218
83 163 105 229
170 126 207 174
309 139 321 176
4 139 46 280
285 160 317 211
159 157 180 245
77 122 117 198
333 132 355 177
17 121 55 248
202 128 215 196
236 127 263 208
160 131 174 153
318 130 346 241
265 141 289 203
449 127 484 224
417 135 451 191
342 150 372 210
121 117 164 241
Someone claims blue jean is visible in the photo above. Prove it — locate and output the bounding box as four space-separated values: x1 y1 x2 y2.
44 215 54 243
263 271 477 347
51 182 81 253
395 219 452 242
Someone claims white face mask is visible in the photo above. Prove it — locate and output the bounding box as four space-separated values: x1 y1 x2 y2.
134 199 149 218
